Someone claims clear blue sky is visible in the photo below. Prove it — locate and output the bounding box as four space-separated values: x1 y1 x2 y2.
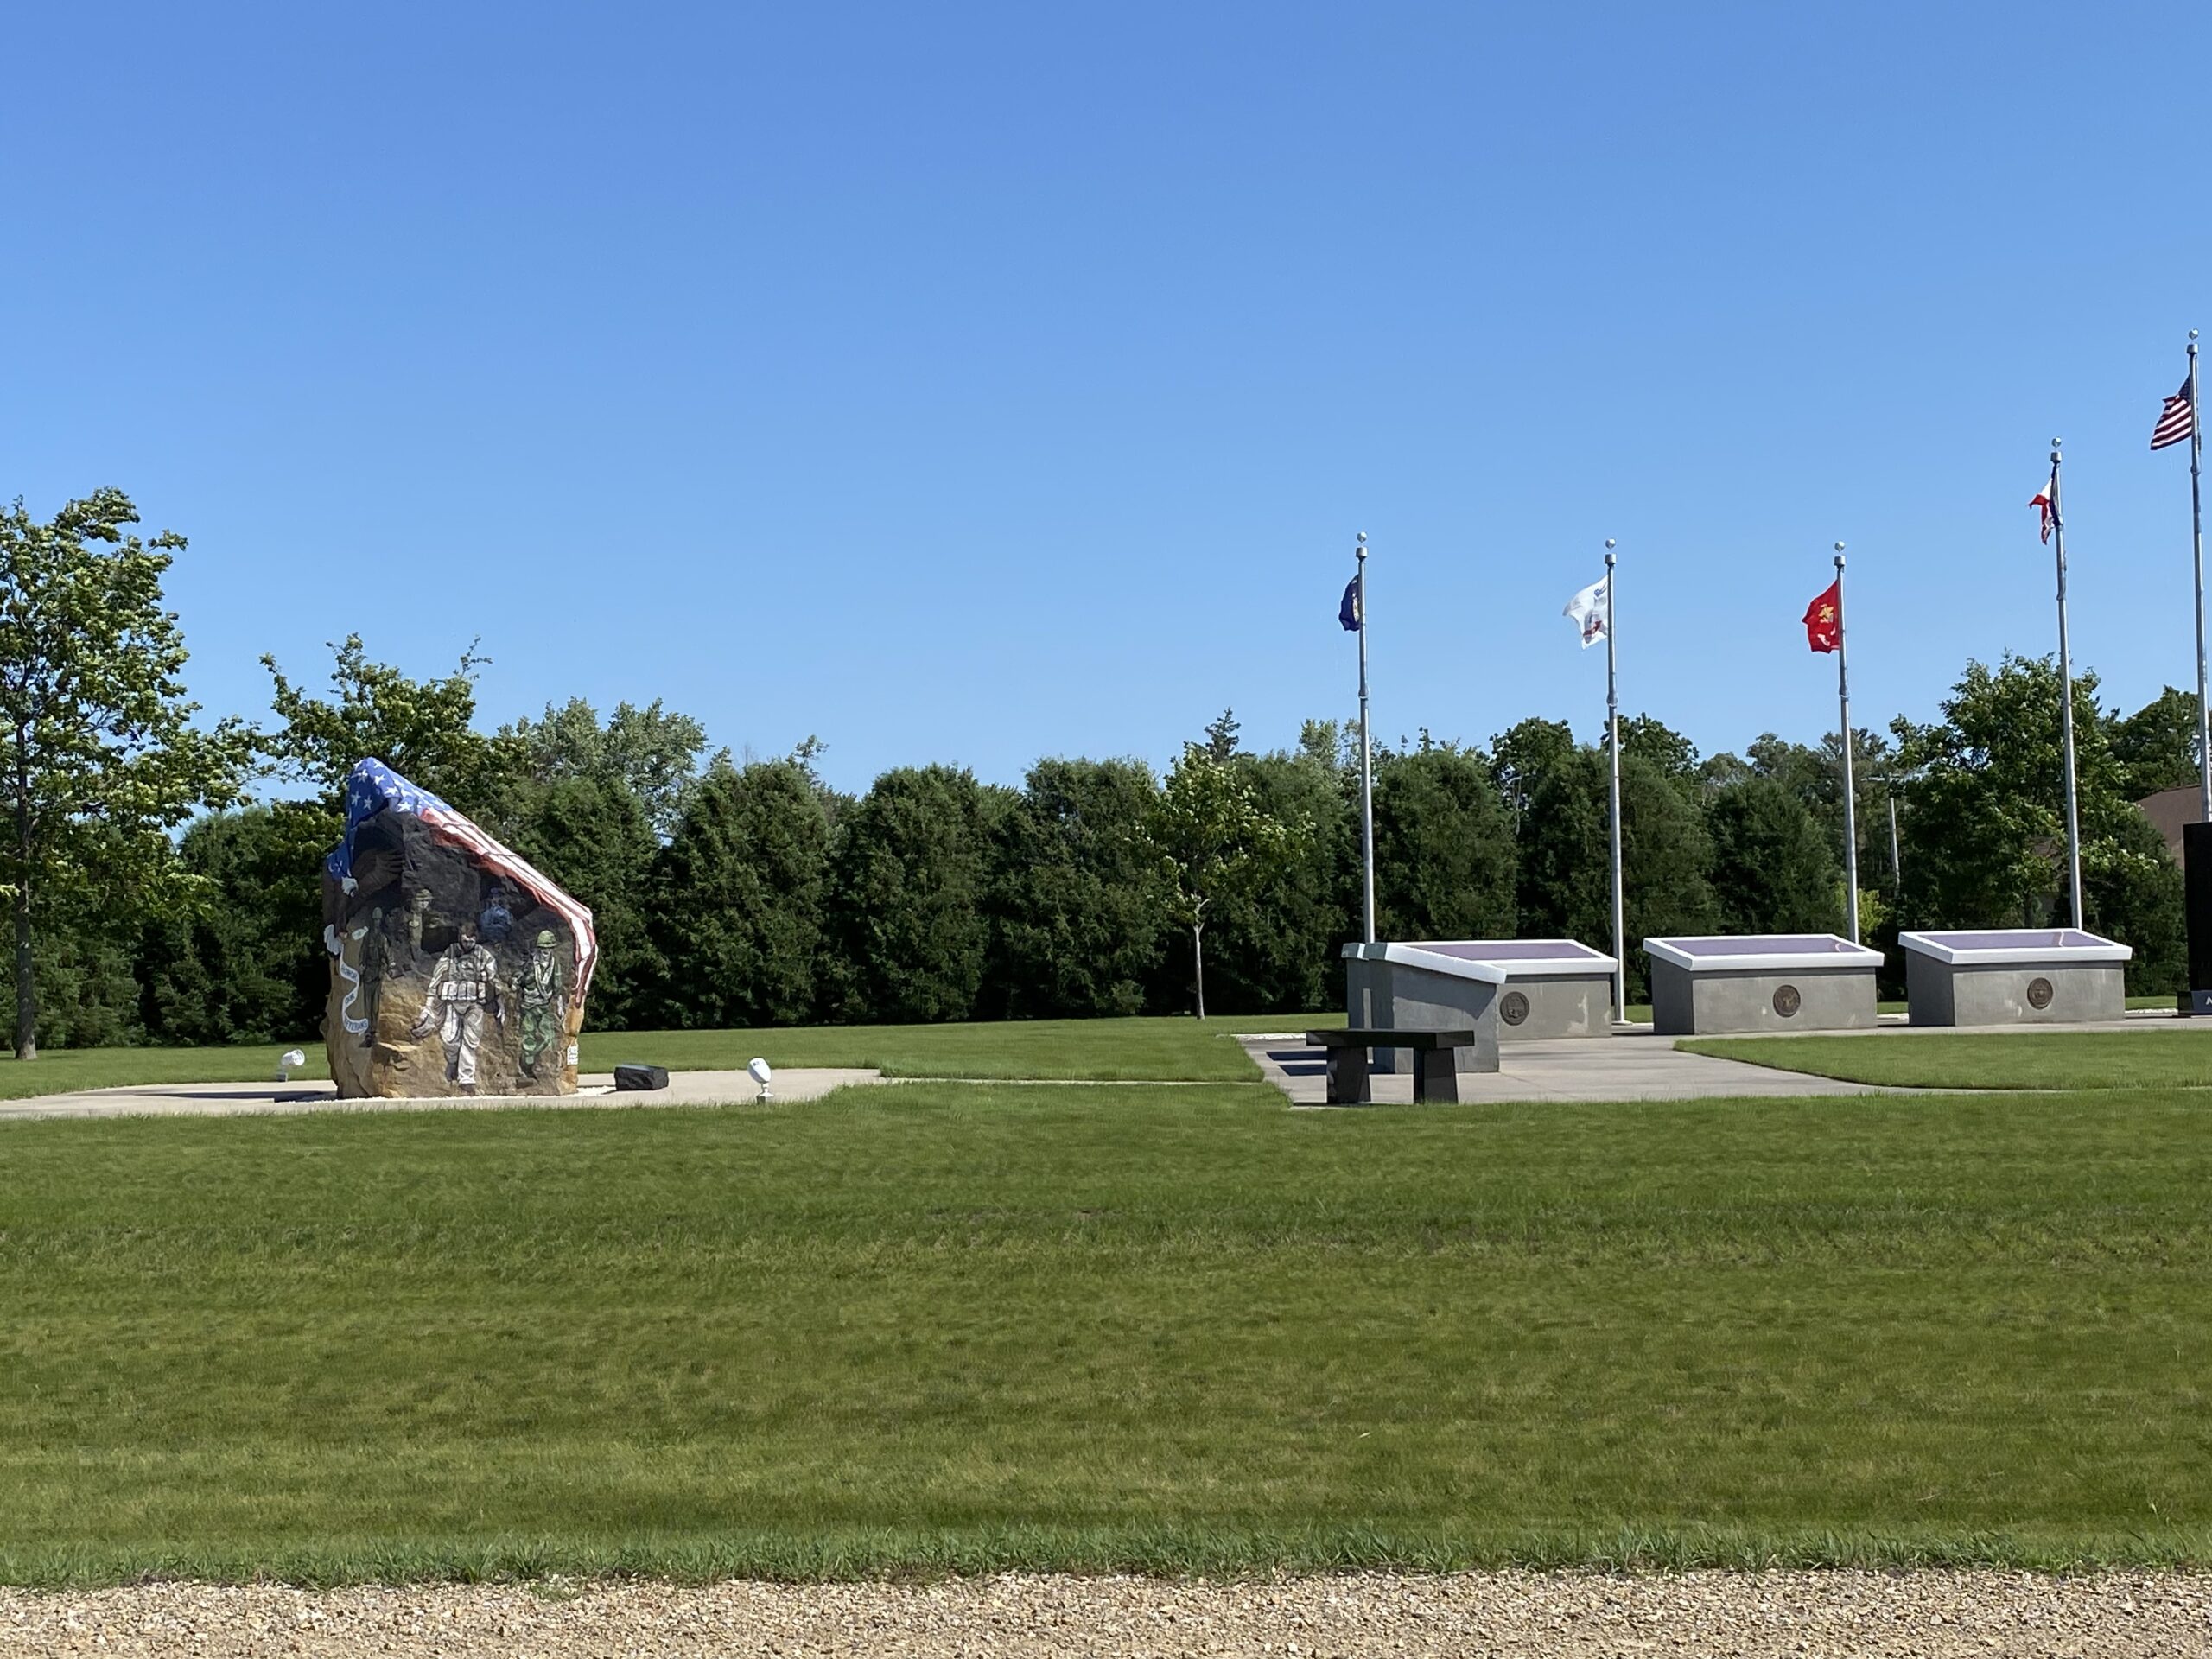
7 2 2209 792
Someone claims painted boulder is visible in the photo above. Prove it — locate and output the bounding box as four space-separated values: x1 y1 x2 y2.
321 760 597 1097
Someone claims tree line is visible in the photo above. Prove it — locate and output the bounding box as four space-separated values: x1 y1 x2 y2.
3 491 2198 1052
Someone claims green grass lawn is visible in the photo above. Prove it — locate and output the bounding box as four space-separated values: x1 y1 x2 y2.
0 1042 331 1101
576 1014 1331 1083
0 1014 1334 1100
6 1081 2212 1584
1681 1027 2212 1090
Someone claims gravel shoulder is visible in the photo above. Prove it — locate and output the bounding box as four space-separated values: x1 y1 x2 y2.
5 1571 2211 1658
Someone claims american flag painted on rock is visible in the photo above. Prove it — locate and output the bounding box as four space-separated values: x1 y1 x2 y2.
328 759 598 997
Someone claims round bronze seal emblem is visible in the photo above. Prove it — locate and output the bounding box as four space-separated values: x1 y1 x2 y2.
1500 990 1530 1026
1772 983 1802 1017
2026 976 2055 1010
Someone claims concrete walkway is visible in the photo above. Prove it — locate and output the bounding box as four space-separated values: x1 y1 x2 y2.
1240 1032 1905 1105
0 1067 882 1122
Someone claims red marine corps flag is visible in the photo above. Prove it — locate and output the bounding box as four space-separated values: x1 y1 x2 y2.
2030 474 2058 543
1802 579 1841 652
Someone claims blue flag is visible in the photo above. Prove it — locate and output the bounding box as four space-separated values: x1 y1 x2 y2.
1338 575 1361 632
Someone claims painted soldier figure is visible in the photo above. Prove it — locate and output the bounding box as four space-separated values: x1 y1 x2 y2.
518 929 569 1080
359 905 389 1046
410 919 503 1091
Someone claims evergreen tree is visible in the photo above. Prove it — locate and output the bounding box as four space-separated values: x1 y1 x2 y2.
137 804 327 1045
647 761 831 1028
984 757 1166 1019
824 765 999 1023
1516 747 1713 999
1198 747 1342 1016
1370 744 1516 940
1705 775 1842 937
507 774 660 1030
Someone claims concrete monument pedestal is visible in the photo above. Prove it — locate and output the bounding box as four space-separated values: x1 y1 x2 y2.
1899 929 2129 1026
1644 934 1880 1035
1339 943 1503 1074
1346 938 1615 1043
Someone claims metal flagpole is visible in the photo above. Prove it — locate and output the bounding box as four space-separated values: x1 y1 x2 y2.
2190 334 2211 826
1833 543 1860 943
1356 531 1376 944
2050 439 2086 926
1887 783 1902 891
1604 539 1625 1022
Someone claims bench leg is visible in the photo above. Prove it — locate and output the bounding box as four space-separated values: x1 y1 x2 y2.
1412 1049 1461 1103
1324 1047 1372 1105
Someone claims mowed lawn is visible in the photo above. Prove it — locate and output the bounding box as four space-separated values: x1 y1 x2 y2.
0 1042 331 1102
1681 1027 2212 1090
576 1014 1325 1083
6 1084 2212 1583
0 1014 1329 1101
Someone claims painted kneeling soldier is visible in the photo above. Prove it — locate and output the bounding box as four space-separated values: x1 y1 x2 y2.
518 929 569 1080
410 918 503 1091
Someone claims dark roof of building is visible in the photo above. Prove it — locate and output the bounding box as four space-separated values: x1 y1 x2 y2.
2136 785 2206 869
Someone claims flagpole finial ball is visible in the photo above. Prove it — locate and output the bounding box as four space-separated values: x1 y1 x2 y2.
1604 538 1616 549
1834 541 1845 552
1356 531 1366 543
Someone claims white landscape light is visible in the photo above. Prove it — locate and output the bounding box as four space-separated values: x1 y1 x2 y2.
748 1057 772 1102
277 1048 307 1083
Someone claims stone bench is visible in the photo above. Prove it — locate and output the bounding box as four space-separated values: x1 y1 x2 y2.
1306 1027 1480 1104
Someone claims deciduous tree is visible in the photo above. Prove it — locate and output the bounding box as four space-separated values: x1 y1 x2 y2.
499 696 723 839
1146 743 1294 1019
0 491 251 1058
261 633 513 817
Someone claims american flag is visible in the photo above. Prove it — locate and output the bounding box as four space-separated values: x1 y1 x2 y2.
2152 376 2195 450
2030 474 2058 544
330 759 599 996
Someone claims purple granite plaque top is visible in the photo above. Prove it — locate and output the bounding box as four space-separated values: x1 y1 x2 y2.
1414 939 1607 963
1663 934 1862 957
1916 929 2110 952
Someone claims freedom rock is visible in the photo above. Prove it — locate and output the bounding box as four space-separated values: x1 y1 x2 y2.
320 760 598 1098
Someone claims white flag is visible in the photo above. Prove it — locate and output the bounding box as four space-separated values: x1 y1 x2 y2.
1563 576 1609 648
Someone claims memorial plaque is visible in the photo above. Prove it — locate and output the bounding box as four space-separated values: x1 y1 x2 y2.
1772 983 1801 1017
2026 976 2055 1009
1499 990 1530 1025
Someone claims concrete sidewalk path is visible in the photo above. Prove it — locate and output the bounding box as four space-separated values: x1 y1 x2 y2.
1240 1031 1907 1105
0 1068 882 1123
